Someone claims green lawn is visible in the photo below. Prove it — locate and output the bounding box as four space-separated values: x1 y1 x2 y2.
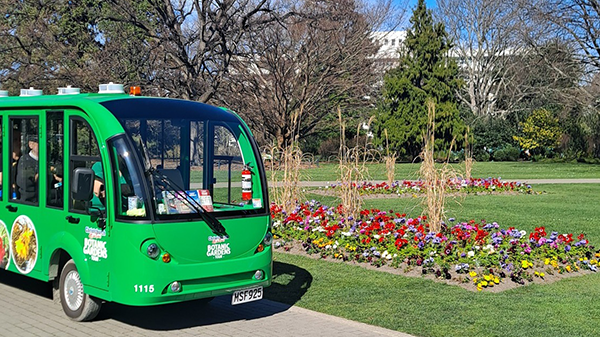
268 253 600 337
265 183 600 337
270 161 600 181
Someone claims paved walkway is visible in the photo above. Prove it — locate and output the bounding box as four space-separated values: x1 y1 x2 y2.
0 270 413 337
268 178 600 187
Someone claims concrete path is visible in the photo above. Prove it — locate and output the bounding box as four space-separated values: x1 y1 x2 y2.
0 270 414 337
267 178 600 187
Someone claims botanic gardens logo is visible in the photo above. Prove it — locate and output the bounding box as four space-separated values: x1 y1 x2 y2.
207 235 230 259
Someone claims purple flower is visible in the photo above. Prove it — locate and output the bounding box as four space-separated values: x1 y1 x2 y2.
565 245 571 252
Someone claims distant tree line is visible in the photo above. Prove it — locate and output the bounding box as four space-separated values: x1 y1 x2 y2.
1 0 599 162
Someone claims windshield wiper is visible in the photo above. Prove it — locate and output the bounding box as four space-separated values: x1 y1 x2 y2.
150 168 228 237
131 134 228 237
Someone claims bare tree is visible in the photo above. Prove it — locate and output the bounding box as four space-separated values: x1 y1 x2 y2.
520 0 600 72
0 0 287 102
221 0 395 147
0 0 110 92
102 0 289 102
437 0 526 117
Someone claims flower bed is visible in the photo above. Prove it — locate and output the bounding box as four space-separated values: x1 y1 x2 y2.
324 178 535 196
271 201 598 291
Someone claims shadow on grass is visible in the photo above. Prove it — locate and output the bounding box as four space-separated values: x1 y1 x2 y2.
264 261 313 306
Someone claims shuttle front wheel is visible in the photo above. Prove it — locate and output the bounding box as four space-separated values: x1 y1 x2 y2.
59 259 102 321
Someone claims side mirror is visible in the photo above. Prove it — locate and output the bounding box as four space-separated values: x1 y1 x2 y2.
72 168 94 201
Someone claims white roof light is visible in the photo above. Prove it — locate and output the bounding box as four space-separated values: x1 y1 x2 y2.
58 85 81 95
20 87 43 96
0 90 8 97
98 82 124 94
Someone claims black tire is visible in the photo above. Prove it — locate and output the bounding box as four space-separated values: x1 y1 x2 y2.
58 259 102 321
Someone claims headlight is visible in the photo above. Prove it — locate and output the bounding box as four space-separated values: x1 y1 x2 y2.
147 243 160 259
263 231 273 246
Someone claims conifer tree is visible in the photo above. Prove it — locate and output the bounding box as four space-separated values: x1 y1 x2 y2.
374 0 464 159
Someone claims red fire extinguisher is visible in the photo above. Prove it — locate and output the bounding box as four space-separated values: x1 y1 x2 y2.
242 165 252 201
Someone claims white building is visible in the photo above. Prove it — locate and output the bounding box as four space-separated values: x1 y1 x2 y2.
371 31 406 72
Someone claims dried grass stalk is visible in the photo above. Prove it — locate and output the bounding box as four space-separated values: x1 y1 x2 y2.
336 107 378 217
383 129 397 185
419 100 456 233
267 142 306 214
464 126 474 181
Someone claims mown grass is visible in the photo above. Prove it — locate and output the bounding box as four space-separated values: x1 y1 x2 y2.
265 183 600 337
269 253 600 337
269 161 600 181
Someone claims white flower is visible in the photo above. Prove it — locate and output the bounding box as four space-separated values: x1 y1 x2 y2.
374 234 381 239
430 250 437 256
386 254 392 260
468 251 475 257
273 220 281 227
333 244 338 249
520 230 527 237
483 244 493 251
325 245 331 249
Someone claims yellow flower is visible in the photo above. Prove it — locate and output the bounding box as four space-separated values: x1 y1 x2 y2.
477 285 483 291
566 265 572 272
334 253 339 258
540 272 545 277
521 260 530 269
481 281 488 287
484 274 491 281
469 271 477 278
494 277 500 284
535 271 540 276
544 258 550 265
592 260 598 265
473 278 478 284
15 229 33 259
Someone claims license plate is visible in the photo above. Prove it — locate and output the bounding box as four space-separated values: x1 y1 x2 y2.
231 286 263 305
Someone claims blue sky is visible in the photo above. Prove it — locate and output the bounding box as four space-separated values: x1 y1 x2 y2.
370 0 438 31
405 0 437 9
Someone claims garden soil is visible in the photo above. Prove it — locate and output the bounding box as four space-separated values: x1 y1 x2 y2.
275 242 593 293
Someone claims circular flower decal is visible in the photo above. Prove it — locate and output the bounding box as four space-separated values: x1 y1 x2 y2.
0 220 10 270
11 216 38 274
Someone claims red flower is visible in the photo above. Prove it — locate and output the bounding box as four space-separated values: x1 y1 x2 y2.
395 238 408 249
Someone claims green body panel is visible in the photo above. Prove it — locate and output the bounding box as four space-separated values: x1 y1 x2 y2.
110 218 272 305
0 92 271 306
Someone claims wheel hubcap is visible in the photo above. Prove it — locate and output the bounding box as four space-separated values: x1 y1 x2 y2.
64 270 84 311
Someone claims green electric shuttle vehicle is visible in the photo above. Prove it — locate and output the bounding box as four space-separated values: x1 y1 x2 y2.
0 84 272 321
